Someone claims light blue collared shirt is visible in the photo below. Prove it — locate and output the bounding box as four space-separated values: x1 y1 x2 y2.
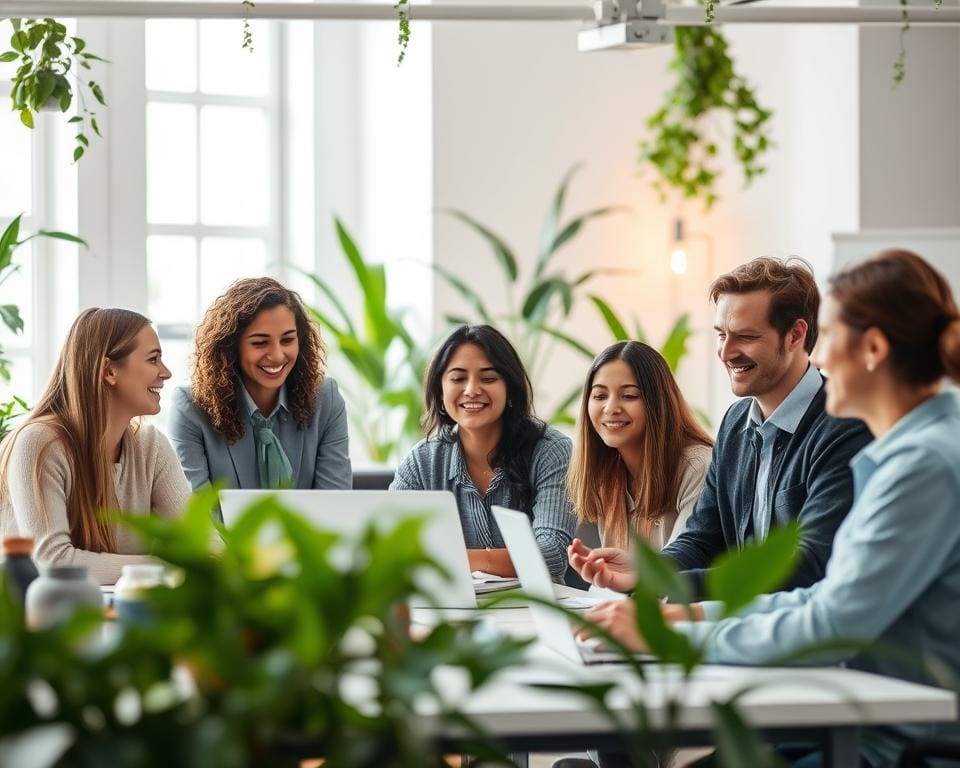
239 381 289 422
746 363 822 541
680 390 960 766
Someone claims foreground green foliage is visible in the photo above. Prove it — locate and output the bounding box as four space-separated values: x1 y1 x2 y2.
511 523 803 767
0 490 529 766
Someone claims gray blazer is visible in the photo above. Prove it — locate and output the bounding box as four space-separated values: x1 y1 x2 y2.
167 378 353 492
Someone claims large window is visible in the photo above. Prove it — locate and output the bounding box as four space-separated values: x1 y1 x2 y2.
0 56 78 402
143 19 282 414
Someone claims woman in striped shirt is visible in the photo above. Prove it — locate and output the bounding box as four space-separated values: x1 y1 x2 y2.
390 324 575 581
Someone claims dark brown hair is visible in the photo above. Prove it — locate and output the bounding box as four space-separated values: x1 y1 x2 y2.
422 325 545 515
566 341 713 548
192 278 326 444
828 249 960 386
710 256 820 353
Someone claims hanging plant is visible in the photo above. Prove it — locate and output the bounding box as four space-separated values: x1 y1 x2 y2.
241 0 255 52
1 18 107 162
893 0 942 87
395 0 411 65
639 26 773 210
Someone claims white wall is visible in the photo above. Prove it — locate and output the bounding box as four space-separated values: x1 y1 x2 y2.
431 20 859 427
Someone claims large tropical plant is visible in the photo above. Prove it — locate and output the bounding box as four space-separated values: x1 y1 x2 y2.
0 490 530 766
300 217 429 464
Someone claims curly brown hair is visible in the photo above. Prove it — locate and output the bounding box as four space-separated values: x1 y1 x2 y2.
191 277 326 444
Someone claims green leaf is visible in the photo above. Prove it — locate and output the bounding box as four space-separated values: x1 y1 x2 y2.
521 278 572 324
539 325 594 359
430 263 492 324
631 532 694 607
589 294 630 340
73 145 84 162
443 209 518 282
535 163 582 278
711 701 784 768
19 108 33 129
33 229 88 247
295 266 356 336
0 305 24 334
707 521 801 617
0 215 23 269
544 206 623 264
547 383 583 426
0 51 17 62
10 30 29 53
659 313 691 373
90 116 101 137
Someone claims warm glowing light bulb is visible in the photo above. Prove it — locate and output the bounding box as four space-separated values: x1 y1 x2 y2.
670 248 688 275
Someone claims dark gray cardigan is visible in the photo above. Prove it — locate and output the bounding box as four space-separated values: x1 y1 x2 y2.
662 381 873 599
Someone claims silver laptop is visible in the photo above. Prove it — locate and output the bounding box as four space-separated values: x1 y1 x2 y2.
493 505 650 665
220 489 477 608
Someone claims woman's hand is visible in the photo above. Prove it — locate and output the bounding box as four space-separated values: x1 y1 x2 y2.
661 602 705 623
567 538 637 592
576 599 647 652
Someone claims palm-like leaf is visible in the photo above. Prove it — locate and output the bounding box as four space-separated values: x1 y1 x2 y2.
660 313 692 373
442 209 518 282
589 295 630 340
535 162 582 277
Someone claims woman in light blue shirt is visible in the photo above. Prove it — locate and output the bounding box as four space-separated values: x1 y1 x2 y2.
390 324 575 581
582 250 960 767
168 278 352 498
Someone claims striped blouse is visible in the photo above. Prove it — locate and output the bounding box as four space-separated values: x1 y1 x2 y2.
389 426 576 581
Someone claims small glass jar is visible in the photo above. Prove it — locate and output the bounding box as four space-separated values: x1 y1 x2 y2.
1 536 40 606
25 565 102 630
114 563 166 625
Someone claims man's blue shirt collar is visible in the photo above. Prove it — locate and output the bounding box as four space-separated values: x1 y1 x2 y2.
745 362 822 435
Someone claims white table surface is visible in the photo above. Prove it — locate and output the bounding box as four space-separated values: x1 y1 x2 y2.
413 601 958 737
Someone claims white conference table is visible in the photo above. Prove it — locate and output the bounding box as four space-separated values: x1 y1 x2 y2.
414 601 959 767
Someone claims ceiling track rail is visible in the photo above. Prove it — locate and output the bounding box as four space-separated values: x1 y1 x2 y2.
0 1 957 25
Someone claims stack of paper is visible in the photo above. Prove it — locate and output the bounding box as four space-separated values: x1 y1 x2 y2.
471 570 520 594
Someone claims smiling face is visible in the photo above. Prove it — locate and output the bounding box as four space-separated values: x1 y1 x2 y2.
812 295 868 419
238 305 300 400
105 324 170 417
714 290 806 402
440 343 508 435
587 359 646 452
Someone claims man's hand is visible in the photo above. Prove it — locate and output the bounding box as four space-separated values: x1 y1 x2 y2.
567 538 637 592
576 599 647 653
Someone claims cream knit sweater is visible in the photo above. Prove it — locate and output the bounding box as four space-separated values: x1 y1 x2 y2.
0 421 191 584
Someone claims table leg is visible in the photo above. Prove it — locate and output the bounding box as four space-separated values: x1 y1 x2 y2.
824 726 859 768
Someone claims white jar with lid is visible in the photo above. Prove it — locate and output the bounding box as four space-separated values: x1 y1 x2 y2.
114 563 166 625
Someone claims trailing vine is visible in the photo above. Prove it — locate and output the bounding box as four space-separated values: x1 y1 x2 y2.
241 0 255 52
639 26 773 210
893 0 943 87
395 0 411 65
1 18 107 162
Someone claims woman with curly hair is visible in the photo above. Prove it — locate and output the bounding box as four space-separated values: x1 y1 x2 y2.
390 325 575 582
168 277 351 501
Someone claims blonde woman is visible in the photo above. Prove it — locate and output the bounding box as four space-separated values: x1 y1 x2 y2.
0 308 191 584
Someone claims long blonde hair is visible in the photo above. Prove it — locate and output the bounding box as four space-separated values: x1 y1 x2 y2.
0 308 150 552
567 341 712 549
